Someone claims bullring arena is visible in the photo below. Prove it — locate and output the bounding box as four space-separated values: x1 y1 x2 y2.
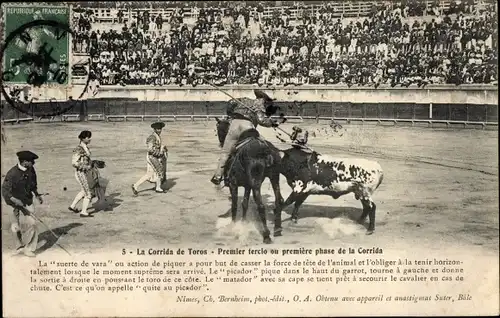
1 0 498 258
1 107 498 256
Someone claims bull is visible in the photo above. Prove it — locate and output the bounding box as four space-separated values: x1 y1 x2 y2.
276 145 384 235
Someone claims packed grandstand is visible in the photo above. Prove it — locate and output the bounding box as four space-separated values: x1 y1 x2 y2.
70 0 498 87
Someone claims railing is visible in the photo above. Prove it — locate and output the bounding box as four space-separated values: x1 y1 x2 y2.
56 113 496 128
84 0 483 24
2 99 496 129
2 117 34 124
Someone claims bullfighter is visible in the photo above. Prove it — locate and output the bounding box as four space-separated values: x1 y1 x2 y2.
290 126 312 153
211 89 280 185
132 122 168 195
69 130 95 217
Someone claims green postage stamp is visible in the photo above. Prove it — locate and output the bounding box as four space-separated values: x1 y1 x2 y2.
2 5 70 85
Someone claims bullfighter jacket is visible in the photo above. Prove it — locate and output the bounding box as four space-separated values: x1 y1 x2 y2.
146 133 165 157
72 143 92 172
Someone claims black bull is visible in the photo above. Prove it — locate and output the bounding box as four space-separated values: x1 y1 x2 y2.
215 118 384 239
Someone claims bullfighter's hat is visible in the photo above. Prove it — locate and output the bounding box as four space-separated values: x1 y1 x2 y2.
151 122 166 129
16 150 39 162
78 130 92 139
254 89 275 102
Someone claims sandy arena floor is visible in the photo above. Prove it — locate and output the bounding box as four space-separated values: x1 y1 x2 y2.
1 120 498 256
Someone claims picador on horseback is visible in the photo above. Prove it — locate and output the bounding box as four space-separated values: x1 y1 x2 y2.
210 89 280 186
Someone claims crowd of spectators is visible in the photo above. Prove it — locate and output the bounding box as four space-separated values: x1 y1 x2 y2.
72 1 498 87
72 1 276 9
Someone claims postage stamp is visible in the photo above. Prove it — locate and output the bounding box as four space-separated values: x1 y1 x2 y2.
1 5 90 117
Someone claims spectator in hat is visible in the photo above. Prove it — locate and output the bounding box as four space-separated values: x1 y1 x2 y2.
1 150 44 257
69 130 95 217
132 122 168 195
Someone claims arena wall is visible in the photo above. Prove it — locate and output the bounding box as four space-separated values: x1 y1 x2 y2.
1 85 498 126
90 84 498 105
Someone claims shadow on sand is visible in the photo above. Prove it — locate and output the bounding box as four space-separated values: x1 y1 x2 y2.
136 178 179 195
36 222 83 254
163 178 178 191
92 192 124 213
218 193 278 219
218 193 364 224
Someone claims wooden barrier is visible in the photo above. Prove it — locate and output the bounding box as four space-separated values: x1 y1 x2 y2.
21 114 497 130
1 118 34 124
2 84 497 129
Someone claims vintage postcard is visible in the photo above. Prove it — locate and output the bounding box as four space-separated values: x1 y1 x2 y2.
1 1 498 317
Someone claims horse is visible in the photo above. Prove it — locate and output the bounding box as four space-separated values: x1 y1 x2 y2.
215 117 284 243
216 118 384 235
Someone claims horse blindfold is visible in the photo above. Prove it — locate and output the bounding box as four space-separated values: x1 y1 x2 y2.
265 104 280 117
